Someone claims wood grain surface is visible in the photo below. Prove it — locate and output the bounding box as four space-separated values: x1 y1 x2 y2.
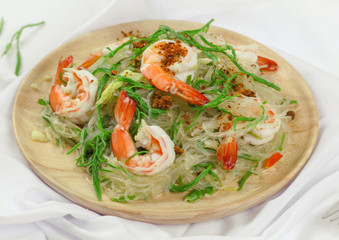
12 20 318 224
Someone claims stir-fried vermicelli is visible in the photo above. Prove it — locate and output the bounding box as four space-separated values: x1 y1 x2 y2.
37 20 296 202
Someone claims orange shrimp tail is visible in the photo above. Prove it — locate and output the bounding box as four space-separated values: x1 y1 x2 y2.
77 52 102 70
49 85 60 112
54 56 73 85
257 56 278 71
114 90 137 130
50 56 73 112
111 126 137 161
142 64 210 106
217 136 238 170
172 79 210 105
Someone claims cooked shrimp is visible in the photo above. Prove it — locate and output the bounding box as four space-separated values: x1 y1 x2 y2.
49 54 101 124
243 99 281 145
217 136 238 170
235 47 278 71
256 56 278 71
140 39 210 106
111 90 175 175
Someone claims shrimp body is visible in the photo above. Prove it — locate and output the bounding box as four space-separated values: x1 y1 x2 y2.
111 90 175 175
243 100 281 145
141 39 210 106
49 56 99 124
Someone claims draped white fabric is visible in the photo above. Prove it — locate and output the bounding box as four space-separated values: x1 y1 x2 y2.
1 0 339 239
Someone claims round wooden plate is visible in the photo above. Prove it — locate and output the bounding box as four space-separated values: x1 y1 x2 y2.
12 20 318 224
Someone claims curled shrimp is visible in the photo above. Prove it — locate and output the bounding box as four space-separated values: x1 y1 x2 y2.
243 98 281 145
111 90 175 175
140 39 210 106
49 53 101 124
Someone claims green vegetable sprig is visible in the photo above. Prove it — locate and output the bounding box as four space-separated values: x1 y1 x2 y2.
170 108 183 145
170 163 214 192
232 104 266 131
184 186 214 203
2 21 45 76
170 163 221 202
238 163 258 191
0 17 4 36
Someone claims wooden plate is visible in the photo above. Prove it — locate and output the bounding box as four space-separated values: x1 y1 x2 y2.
12 20 318 224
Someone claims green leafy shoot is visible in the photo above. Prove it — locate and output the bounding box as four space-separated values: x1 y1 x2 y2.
113 75 153 90
267 131 286 153
245 105 266 129
232 116 256 131
192 79 209 89
170 163 214 192
184 109 203 132
110 195 136 202
2 21 45 75
233 104 266 131
0 17 4 36
185 86 234 132
122 150 149 163
42 116 51 125
179 19 214 35
277 132 286 151
184 186 215 203
37 98 48 106
105 40 135 58
186 75 192 85
238 163 258 191
170 108 183 145
123 87 167 117
237 171 252 191
181 163 221 202
59 73 67 85
189 94 232 116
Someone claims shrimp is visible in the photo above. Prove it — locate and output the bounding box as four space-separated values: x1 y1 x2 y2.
216 99 280 169
140 39 210 106
243 99 281 145
217 136 238 170
49 53 101 124
235 47 278 71
111 90 175 175
256 56 278 72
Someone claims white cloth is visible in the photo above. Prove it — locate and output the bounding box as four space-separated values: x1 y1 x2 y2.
1 0 339 239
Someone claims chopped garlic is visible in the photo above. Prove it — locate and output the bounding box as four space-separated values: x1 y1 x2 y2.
31 130 48 142
30 83 39 90
204 140 219 150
